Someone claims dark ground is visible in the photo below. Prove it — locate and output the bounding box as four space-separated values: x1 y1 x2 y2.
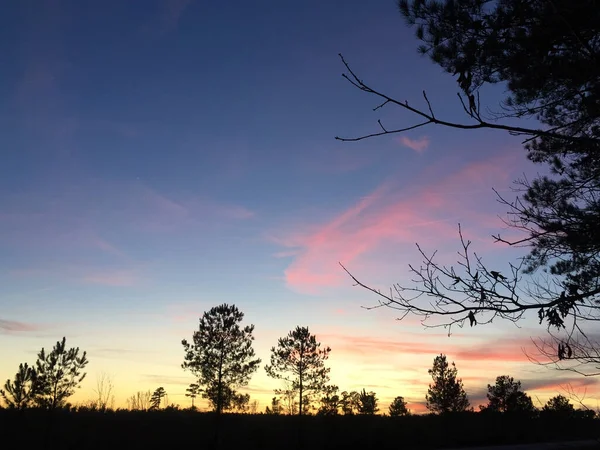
2 409 599 450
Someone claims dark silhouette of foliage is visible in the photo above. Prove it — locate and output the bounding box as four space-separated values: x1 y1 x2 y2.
1 406 598 450
0 363 37 409
150 387 166 410
337 0 600 375
388 395 409 417
426 354 470 414
265 326 331 416
231 392 250 413
542 394 575 415
181 304 260 414
340 390 360 415
264 397 283 415
317 385 341 416
34 337 88 410
185 383 200 409
483 375 535 414
357 388 379 415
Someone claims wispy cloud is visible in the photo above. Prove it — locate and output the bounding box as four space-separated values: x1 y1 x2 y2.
0 318 43 334
399 136 430 152
272 153 518 294
143 374 193 386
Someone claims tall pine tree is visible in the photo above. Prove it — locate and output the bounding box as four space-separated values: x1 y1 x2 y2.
182 304 261 414
426 354 470 414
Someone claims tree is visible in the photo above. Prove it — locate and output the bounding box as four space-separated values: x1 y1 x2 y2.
231 392 250 413
34 337 88 410
93 372 114 412
389 395 409 417
0 363 37 409
317 385 341 416
542 394 575 415
126 390 152 411
185 383 200 409
150 387 166 410
181 304 261 414
338 0 600 375
483 375 535 414
340 390 360 415
426 354 470 414
264 326 331 416
265 397 283 415
357 389 379 415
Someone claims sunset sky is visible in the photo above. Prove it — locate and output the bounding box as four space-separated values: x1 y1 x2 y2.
1 0 598 413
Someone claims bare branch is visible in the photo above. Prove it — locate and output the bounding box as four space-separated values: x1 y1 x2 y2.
335 54 596 144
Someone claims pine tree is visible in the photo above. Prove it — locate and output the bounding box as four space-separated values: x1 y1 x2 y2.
34 337 88 410
265 326 331 416
0 363 37 409
388 395 409 417
426 354 470 414
181 304 260 414
484 375 535 414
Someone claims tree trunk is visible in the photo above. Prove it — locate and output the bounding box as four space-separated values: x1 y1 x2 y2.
299 340 304 417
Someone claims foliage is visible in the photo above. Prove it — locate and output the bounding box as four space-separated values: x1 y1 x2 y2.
265 326 331 416
483 375 535 414
264 397 283 415
231 392 250 413
1 407 598 449
356 389 379 415
150 387 166 410
0 363 37 409
182 304 261 414
34 337 89 410
389 395 409 417
338 0 600 375
542 394 575 414
185 383 200 408
426 354 470 414
317 385 340 416
340 390 360 415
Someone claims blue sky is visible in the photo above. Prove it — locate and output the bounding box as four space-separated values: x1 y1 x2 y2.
1 0 597 412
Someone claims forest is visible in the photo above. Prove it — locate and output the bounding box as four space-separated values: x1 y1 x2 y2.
1 305 599 449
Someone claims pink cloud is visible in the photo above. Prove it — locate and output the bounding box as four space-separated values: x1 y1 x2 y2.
399 136 430 152
0 319 43 333
274 152 520 294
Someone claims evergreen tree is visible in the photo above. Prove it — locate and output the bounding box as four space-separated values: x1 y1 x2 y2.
340 390 360 415
484 375 535 414
265 326 331 416
357 388 379 415
317 385 341 416
185 383 200 409
426 354 470 414
388 395 409 417
181 304 261 414
149 387 166 410
0 363 37 409
542 394 575 415
34 337 88 410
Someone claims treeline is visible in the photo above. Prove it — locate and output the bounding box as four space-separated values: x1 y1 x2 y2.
1 304 598 420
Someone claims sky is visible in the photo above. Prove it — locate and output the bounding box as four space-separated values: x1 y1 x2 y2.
1 0 599 413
